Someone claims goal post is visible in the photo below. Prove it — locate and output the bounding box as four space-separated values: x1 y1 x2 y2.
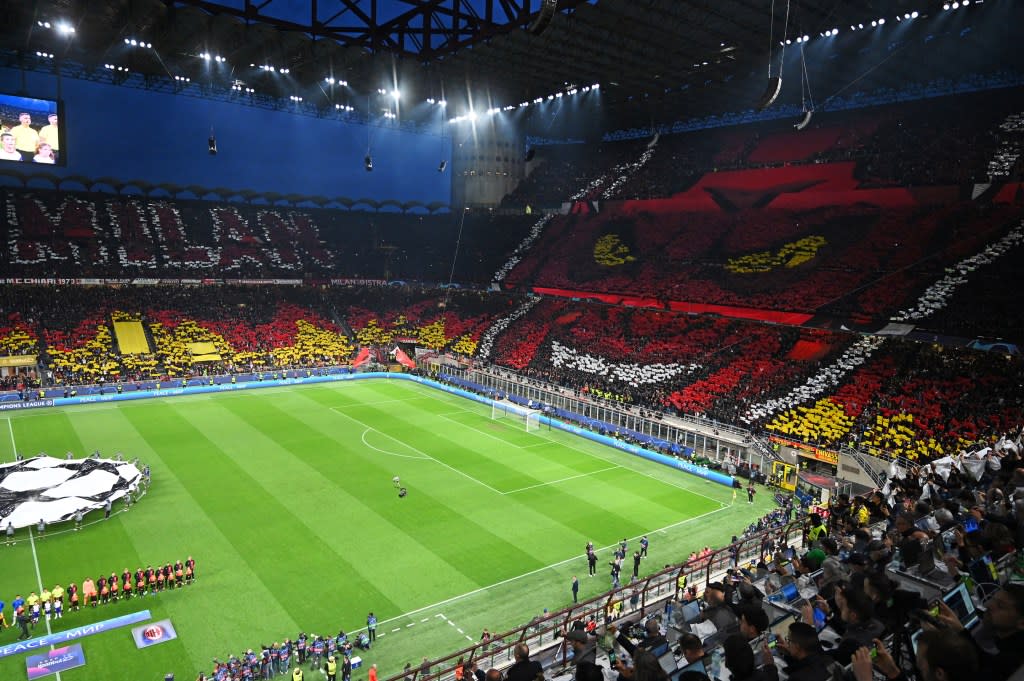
490 400 543 432
491 400 514 420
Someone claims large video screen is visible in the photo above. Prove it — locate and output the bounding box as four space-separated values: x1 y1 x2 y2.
0 93 63 166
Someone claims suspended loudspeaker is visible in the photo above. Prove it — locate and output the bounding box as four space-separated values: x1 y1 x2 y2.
524 148 536 162
438 160 447 173
794 110 813 131
526 0 558 36
208 136 217 155
757 77 783 111
364 155 373 172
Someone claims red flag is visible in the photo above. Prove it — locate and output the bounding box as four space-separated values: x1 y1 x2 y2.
352 347 371 367
393 347 416 369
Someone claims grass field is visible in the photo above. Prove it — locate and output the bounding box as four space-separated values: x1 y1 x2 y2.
0 379 773 680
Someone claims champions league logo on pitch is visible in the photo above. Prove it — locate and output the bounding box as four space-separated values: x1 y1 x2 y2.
132 619 178 649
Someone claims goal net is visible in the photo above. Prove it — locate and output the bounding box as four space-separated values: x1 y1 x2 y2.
490 401 542 432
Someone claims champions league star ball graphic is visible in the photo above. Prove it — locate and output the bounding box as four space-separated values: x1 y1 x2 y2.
0 456 143 529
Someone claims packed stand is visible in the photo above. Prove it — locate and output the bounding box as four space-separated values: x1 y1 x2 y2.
759 342 1024 461
483 297 853 424
0 285 514 393
579 430 1024 681
502 198 1024 326
0 188 533 285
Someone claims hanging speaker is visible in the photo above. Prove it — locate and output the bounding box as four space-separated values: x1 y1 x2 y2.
526 0 558 36
794 110 813 130
524 148 536 162
757 77 783 111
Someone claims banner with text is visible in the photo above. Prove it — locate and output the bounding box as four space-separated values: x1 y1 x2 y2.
0 611 151 660
25 644 86 679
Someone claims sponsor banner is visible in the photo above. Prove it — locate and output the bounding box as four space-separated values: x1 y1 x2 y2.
0 611 151 659
769 435 840 466
25 644 86 679
0 399 53 411
330 278 387 286
0 355 36 367
231 279 303 286
131 619 178 649
131 278 161 285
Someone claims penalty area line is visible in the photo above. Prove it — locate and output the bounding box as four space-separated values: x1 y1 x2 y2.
345 505 730 637
330 408 503 495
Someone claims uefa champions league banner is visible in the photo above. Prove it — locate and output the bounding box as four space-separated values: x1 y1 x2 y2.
25 644 86 679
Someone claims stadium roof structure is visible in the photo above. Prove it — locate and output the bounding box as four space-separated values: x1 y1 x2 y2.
3 1 1021 130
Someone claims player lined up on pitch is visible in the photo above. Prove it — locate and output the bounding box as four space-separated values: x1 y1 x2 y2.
1 557 196 639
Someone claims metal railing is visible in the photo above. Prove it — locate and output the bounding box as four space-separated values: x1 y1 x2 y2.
382 518 808 681
443 365 763 470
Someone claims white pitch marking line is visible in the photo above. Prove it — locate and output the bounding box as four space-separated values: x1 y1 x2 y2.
335 396 437 408
406 623 415 627
359 428 431 460
344 505 730 638
529 427 728 508
421 617 430 622
436 412 537 451
392 628 401 633
466 635 474 642
6 418 17 461
502 465 622 494
330 408 503 495
11 423 62 681
457 628 465 634
401 383 728 506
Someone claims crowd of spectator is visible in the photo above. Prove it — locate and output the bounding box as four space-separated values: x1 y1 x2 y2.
570 429 1024 681
0 188 534 285
0 284 511 390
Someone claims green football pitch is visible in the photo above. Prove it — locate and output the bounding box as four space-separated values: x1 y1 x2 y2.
0 379 773 680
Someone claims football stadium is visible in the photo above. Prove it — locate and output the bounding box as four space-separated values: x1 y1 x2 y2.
1 2 1023 681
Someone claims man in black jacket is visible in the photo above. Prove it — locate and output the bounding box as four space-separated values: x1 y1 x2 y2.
506 643 543 681
778 622 841 681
